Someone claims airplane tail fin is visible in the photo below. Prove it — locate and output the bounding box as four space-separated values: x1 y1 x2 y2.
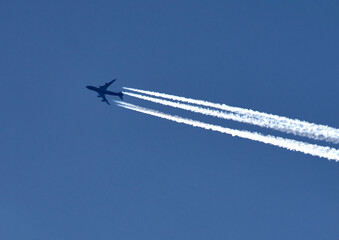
119 92 124 100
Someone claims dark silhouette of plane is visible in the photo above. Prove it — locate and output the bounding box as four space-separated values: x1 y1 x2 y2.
86 79 123 105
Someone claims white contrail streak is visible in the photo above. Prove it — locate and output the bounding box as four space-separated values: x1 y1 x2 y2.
123 87 339 144
116 101 339 162
124 91 277 129
123 91 307 136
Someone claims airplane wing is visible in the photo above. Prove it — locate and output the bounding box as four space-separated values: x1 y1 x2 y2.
99 92 110 105
100 79 116 90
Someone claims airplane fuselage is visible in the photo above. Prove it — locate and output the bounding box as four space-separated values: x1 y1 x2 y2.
86 79 123 104
86 85 122 97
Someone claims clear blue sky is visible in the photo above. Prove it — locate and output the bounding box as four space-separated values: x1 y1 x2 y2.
1 0 338 239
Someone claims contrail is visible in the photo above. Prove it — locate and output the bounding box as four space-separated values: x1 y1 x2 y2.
123 87 339 144
123 91 315 138
116 101 339 162
123 91 281 129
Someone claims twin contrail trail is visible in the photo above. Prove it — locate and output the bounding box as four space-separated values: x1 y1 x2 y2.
116 101 339 162
123 91 256 123
123 87 339 144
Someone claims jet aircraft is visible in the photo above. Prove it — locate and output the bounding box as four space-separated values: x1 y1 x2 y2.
86 79 123 105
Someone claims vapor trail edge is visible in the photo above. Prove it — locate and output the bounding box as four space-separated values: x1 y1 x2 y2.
115 101 339 162
123 87 339 144
123 91 334 144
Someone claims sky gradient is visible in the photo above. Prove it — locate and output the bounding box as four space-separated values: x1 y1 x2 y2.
1 1 339 239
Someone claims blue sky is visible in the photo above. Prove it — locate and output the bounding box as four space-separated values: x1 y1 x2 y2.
1 0 338 239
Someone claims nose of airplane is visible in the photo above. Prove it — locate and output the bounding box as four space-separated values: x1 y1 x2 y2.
86 85 96 91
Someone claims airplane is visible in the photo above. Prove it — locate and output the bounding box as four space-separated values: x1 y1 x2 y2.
86 79 123 105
